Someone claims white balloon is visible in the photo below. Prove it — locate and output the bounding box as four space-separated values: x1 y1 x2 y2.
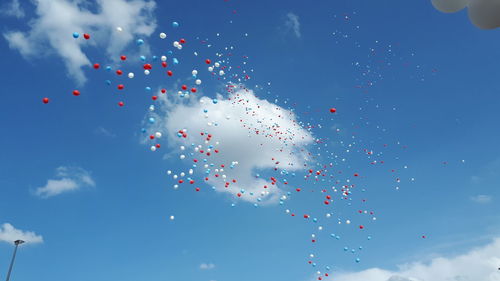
219 70 225 76
150 146 157 151
192 70 198 75
116 26 123 32
159 32 167 39
161 55 167 61
169 215 175 220
128 72 135 78
173 41 179 47
431 0 468 13
195 79 202 85
215 62 220 67
155 132 162 138
144 70 150 75
208 66 214 72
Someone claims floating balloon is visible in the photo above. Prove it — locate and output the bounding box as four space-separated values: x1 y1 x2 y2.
42 97 49 104
72 90 80 96
72 32 79 38
83 33 90 40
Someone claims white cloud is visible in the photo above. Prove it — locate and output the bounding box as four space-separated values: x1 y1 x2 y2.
471 194 492 204
318 238 500 281
148 88 313 204
1 0 25 18
431 0 500 29
200 263 216 270
0 223 43 244
35 166 95 198
285 12 301 38
95 126 116 138
3 0 157 84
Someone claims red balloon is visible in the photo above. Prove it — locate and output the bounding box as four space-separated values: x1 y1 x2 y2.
120 55 127 61
116 69 123 75
161 61 167 68
152 96 157 100
191 88 197 93
93 63 100 69
359 225 364 229
205 59 211 64
167 70 173 76
181 85 187 90
143 63 152 70
72 90 80 96
42 97 49 104
161 89 166 94
118 101 124 107
180 38 186 44
117 84 124 90
83 33 90 40
330 108 337 113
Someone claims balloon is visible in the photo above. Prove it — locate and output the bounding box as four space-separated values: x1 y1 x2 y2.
118 101 124 107
128 72 134 78
116 26 123 32
329 108 336 113
120 55 127 61
117 84 124 90
195 79 202 85
180 38 186 44
42 97 49 104
83 33 90 40
191 88 197 93
116 70 123 75
136 39 144 45
205 59 211 64
159 32 167 39
431 0 468 13
167 70 173 76
93 63 100 69
72 90 80 96
172 21 179 28
72 32 79 38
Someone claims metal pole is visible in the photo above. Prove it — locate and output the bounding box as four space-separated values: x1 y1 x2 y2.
5 240 24 281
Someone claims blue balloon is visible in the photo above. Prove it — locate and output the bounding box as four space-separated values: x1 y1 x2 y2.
145 86 152 91
136 39 144 45
173 58 179 65
355 258 360 263
106 66 112 71
148 117 155 124
152 55 158 61
140 55 146 62
72 32 79 38
105 80 111 85
212 99 218 104
172 21 179 28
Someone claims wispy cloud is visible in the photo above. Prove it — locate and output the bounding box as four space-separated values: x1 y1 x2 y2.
316 237 500 281
471 194 492 204
200 263 216 270
1 0 25 18
285 12 301 38
0 223 43 244
35 166 95 198
95 126 116 138
3 0 157 84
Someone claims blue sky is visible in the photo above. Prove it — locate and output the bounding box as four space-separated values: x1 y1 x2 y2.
1 1 500 281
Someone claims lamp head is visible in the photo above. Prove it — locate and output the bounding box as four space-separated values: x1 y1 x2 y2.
14 240 25 246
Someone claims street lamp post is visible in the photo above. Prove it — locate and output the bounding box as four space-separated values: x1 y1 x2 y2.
5 240 24 281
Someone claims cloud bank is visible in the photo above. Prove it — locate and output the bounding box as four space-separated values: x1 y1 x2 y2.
0 223 43 244
150 89 313 204
35 166 95 198
431 0 500 29
3 0 156 84
321 237 500 281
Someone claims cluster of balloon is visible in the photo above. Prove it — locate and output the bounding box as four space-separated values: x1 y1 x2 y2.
44 11 424 278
